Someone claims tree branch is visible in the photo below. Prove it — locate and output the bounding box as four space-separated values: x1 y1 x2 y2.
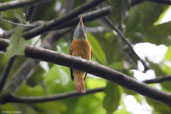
0 39 171 106
143 76 171 84
0 88 104 104
131 0 171 6
103 17 149 72
0 0 53 11
22 0 106 40
0 56 16 95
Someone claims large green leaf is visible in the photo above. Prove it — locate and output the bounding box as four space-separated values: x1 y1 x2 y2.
151 21 171 36
87 32 107 65
103 81 121 114
125 2 168 43
6 26 25 58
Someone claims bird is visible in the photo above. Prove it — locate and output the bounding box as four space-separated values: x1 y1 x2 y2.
70 17 92 93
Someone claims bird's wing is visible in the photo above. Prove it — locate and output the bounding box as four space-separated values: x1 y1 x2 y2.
84 49 92 80
70 46 74 80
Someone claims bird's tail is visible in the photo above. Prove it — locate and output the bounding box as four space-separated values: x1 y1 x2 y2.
74 78 85 93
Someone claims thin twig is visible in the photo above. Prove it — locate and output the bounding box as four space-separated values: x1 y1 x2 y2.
0 0 53 11
131 0 171 6
0 56 16 95
0 88 104 104
0 18 35 27
0 39 171 106
103 16 149 72
143 76 171 84
22 0 106 40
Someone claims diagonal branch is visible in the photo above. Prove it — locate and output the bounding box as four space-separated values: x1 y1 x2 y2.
0 39 171 106
0 88 104 104
143 75 171 84
103 17 149 72
22 0 106 40
0 0 53 11
0 6 111 39
0 56 16 94
131 0 171 6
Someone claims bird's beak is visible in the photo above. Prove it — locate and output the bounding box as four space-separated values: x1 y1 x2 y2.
79 17 83 26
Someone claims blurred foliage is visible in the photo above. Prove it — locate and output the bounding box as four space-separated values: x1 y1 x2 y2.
0 0 171 114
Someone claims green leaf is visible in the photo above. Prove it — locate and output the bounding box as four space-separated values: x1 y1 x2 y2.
125 2 168 43
164 46 171 60
6 26 25 58
87 32 107 65
103 81 121 114
152 21 171 36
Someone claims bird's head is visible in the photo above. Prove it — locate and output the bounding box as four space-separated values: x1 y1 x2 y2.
73 17 87 40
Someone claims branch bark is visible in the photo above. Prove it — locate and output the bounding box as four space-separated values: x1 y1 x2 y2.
143 76 171 84
0 56 16 95
0 88 104 104
22 0 106 40
131 0 171 6
0 39 171 106
0 0 53 11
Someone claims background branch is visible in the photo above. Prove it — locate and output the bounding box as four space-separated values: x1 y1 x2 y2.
143 76 171 84
131 0 171 6
0 6 111 39
0 56 16 95
22 0 106 40
103 16 149 72
0 39 171 106
0 18 35 27
1 88 104 104
0 0 52 11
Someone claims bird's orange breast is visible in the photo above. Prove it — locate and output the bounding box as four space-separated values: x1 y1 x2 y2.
71 39 92 60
